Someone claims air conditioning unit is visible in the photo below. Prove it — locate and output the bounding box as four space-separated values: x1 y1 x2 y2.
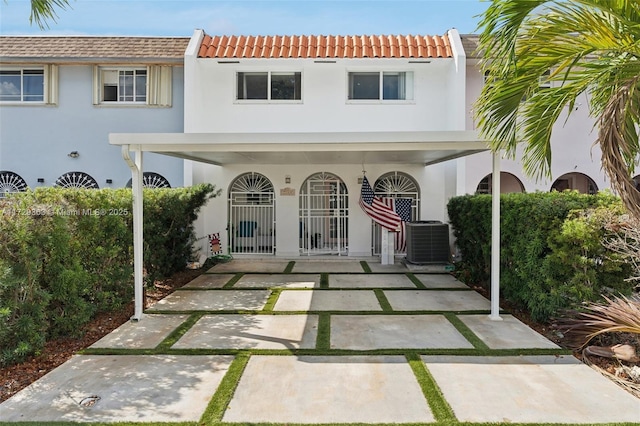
405 221 450 264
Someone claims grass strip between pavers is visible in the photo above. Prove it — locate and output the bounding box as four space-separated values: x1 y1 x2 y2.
199 352 251 424
406 352 457 423
284 261 295 273
360 260 372 273
262 288 282 312
444 312 490 351
316 313 331 350
405 272 427 289
155 312 204 351
222 273 243 288
320 273 329 288
373 289 393 312
80 346 569 358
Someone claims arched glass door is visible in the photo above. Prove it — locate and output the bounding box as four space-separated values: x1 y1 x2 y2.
372 171 420 255
228 172 275 255
299 172 348 255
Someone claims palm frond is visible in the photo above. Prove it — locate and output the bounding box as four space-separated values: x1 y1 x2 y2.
30 0 72 29
558 294 640 348
476 0 640 218
598 78 640 218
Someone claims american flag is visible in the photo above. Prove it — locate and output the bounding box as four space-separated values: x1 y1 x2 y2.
359 175 402 231
381 197 413 252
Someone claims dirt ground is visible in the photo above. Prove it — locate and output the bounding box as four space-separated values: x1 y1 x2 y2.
1 271 638 402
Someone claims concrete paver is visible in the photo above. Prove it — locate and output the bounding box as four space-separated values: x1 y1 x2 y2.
331 314 474 350
181 273 235 289
0 355 233 423
458 314 560 349
422 355 640 423
292 260 364 273
273 289 383 311
328 273 416 288
385 289 491 311
234 273 320 288
172 314 318 349
414 273 469 288
223 355 434 423
146 289 271 311
3 258 638 425
366 261 409 272
208 260 288 273
90 314 188 349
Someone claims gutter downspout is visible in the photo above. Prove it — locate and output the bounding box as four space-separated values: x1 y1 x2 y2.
122 145 144 321
489 150 502 320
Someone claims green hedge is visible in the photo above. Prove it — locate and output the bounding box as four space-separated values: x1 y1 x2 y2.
0 184 216 366
447 191 633 322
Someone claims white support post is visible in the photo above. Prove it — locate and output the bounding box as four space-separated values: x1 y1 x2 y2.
490 151 502 321
381 228 394 265
122 145 144 321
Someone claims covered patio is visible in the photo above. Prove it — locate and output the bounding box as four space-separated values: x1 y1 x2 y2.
108 130 503 321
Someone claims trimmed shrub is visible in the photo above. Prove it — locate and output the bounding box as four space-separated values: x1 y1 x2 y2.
447 191 634 322
0 184 216 366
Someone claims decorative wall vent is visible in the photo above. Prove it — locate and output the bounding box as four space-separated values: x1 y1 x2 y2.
0 171 28 198
126 172 171 189
55 172 99 189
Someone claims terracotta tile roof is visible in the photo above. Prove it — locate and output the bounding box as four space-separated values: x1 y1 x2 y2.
198 34 453 59
0 36 189 63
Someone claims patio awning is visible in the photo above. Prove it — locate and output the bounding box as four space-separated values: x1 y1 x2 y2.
109 130 488 166
109 130 501 322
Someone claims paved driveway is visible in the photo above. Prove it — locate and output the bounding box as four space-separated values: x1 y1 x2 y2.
1 258 638 424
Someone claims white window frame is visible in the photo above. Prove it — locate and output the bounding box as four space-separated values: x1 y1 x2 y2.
0 65 57 105
235 71 302 103
539 69 552 89
347 71 414 103
93 65 172 107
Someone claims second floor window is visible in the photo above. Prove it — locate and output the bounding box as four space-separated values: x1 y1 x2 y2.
0 68 44 102
100 68 147 103
348 71 413 101
236 72 302 101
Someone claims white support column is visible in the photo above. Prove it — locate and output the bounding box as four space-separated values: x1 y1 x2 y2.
381 229 394 265
490 151 502 321
122 145 144 321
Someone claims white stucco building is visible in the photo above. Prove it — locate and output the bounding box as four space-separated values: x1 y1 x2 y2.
2 30 637 261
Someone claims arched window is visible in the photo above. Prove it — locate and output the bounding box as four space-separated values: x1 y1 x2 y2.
475 172 525 194
0 171 28 198
372 171 420 255
55 171 99 189
126 172 171 188
551 172 598 194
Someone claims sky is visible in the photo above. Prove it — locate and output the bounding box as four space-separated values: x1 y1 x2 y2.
0 0 489 37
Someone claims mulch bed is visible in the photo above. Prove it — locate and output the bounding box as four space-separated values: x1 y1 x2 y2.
0 268 203 403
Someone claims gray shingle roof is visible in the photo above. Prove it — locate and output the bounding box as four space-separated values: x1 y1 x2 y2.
0 36 189 64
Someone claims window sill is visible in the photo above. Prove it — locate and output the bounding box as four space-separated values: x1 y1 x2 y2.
0 101 55 106
95 103 170 108
234 100 303 104
346 100 415 105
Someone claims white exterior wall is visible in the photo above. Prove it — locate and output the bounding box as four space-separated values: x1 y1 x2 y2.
0 64 185 188
185 60 461 133
184 30 466 257
463 61 607 194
